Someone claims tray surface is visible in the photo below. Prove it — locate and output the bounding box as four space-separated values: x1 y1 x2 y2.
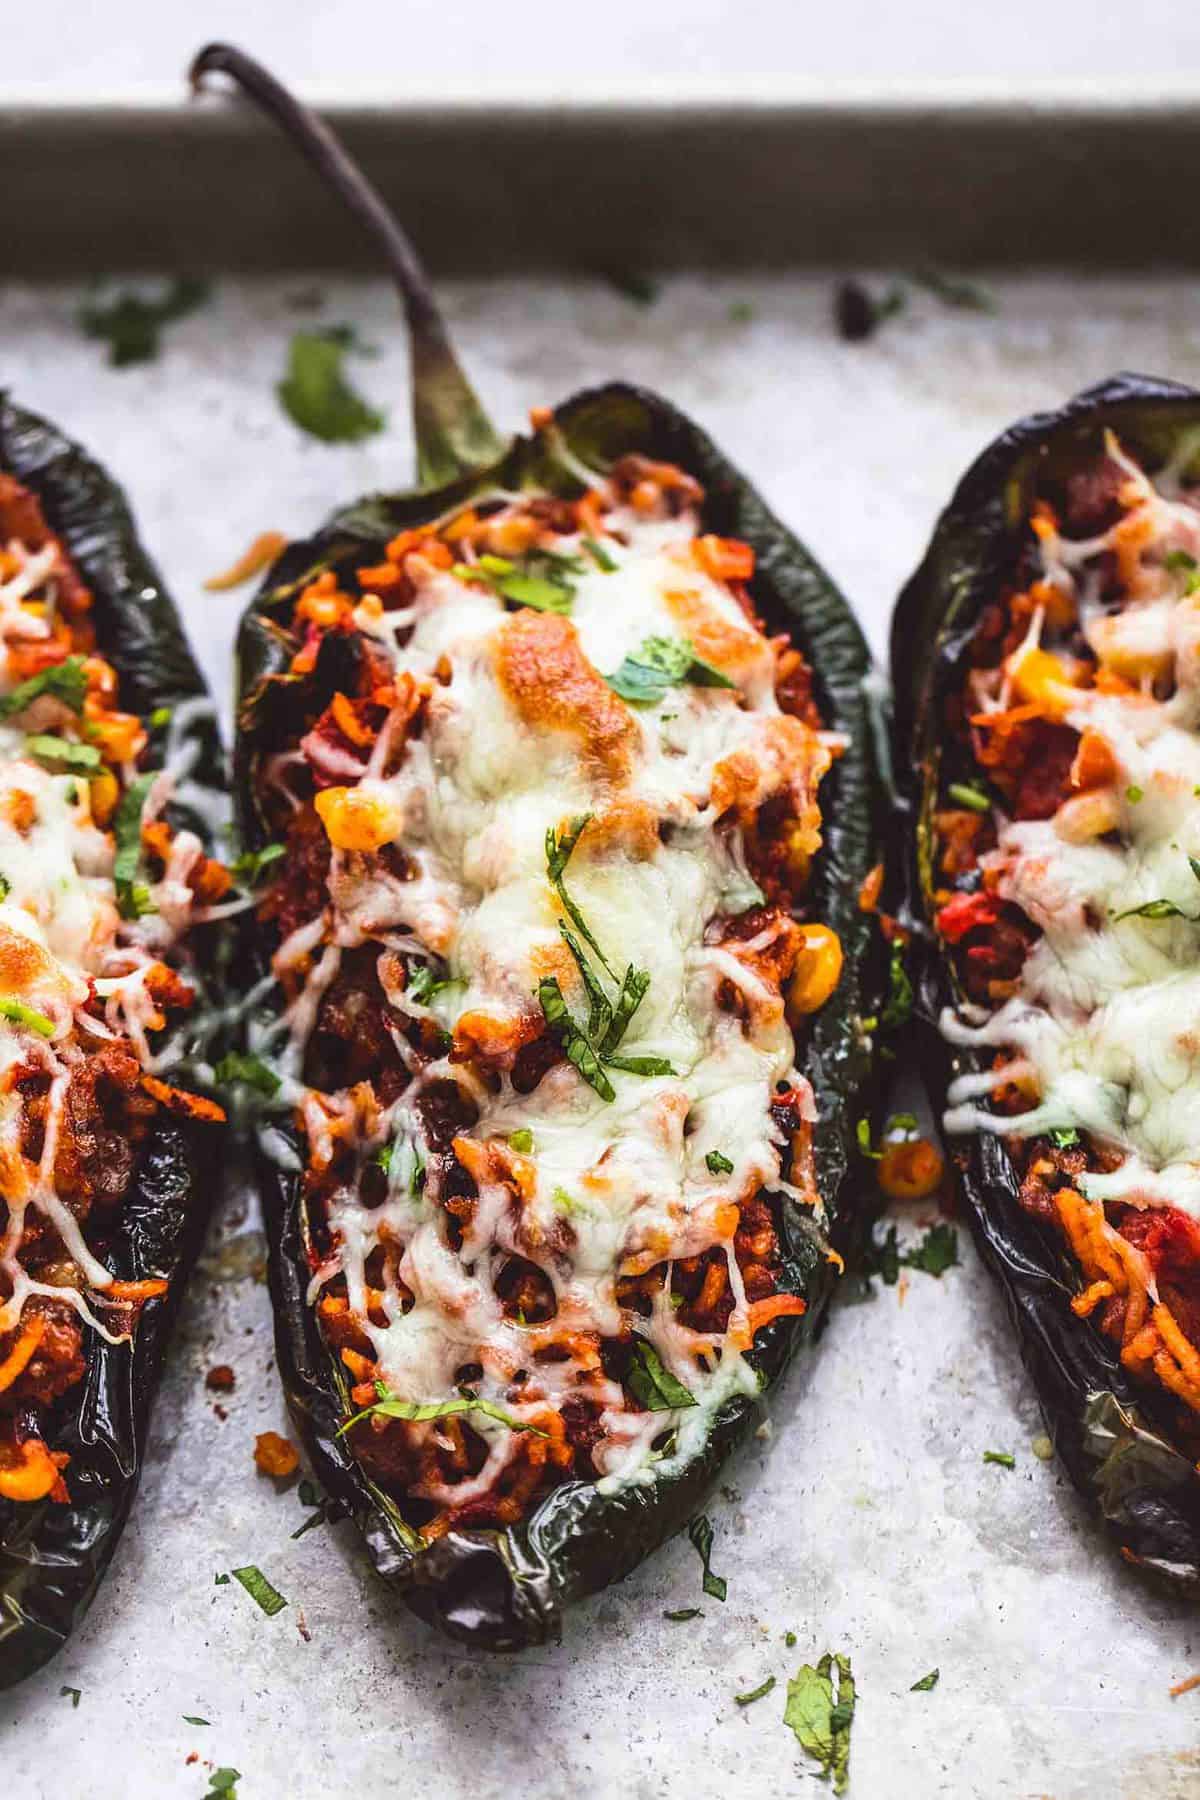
4 271 1200 1799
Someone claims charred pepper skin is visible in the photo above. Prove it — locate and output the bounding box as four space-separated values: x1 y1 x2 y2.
236 381 886 1650
193 33 887 1655
0 395 228 1689
891 373 1200 1592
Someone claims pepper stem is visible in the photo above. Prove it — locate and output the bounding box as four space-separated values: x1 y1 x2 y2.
189 43 504 488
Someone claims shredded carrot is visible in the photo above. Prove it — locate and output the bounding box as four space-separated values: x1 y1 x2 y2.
204 530 288 592
103 1278 170 1302
355 560 405 592
0 1314 46 1394
695 534 756 584
1170 1674 1200 1698
857 862 884 913
330 691 374 748
528 405 554 432
1071 1279 1114 1318
141 1075 226 1124
0 1436 62 1503
744 1293 807 1337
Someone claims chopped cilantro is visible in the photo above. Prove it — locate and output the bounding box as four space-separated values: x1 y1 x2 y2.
1126 784 1144 804
606 634 735 706
856 1117 881 1161
183 1714 211 1725
734 1675 776 1707
983 1450 1015 1469
785 1630 798 1648
626 1337 697 1411
406 963 452 1006
663 1607 702 1622
112 771 156 920
910 1669 940 1691
903 1222 959 1278
0 997 55 1038
0 656 87 720
337 1382 547 1439
687 1514 727 1602
884 1111 919 1138
1113 897 1198 922
79 277 210 366
1167 550 1200 592
231 842 285 885
551 1185 580 1215
912 268 995 311
583 535 617 572
24 734 100 772
509 1128 534 1154
207 1771 241 1798
278 328 385 443
0 875 9 901
60 1685 81 1707
706 1149 734 1175
213 1053 281 1097
1047 1127 1079 1149
784 1651 856 1796
231 1565 287 1616
214 1572 231 1585
880 941 914 1030
947 781 991 813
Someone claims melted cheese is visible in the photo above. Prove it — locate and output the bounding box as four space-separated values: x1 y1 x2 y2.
0 534 199 1341
943 443 1200 1218
297 501 829 1490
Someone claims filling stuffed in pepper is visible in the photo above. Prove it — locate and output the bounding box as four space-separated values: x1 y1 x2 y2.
0 475 227 1506
935 429 1200 1429
249 441 845 1539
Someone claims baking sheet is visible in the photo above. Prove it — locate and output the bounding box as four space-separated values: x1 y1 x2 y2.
4 271 1200 1799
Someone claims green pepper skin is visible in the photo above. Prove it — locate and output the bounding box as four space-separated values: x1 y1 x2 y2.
892 373 1200 1590
0 395 228 1688
238 381 886 1649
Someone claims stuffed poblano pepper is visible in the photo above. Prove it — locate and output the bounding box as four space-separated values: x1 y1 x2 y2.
893 373 1200 1587
0 396 231 1686
192 43 885 1649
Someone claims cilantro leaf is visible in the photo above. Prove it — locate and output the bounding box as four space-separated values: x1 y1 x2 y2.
278 329 385 443
911 1669 940 1691
337 1384 547 1439
902 1222 959 1278
0 656 87 720
207 1770 241 1798
606 635 735 706
60 1685 81 1707
663 1607 702 1622
24 733 100 772
0 997 56 1038
183 1714 211 1725
626 1337 697 1411
213 1053 282 1097
784 1651 856 1795
1113 897 1199 922
80 277 210 367
687 1514 727 1602
880 941 913 1030
509 1128 534 1154
231 1565 287 1617
706 1150 734 1175
1047 1127 1079 1149
112 771 156 920
735 1675 776 1707
231 842 285 885
406 963 452 1006
537 976 615 1102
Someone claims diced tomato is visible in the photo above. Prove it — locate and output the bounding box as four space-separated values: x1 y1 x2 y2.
935 891 1000 944
1117 1205 1200 1280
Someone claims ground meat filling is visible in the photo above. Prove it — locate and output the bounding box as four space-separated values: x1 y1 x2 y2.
933 434 1200 1435
0 477 225 1503
256 439 838 1536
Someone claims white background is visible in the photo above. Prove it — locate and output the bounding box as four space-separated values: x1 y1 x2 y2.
5 0 1200 98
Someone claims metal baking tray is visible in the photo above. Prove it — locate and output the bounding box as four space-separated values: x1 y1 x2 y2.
4 89 1200 1800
